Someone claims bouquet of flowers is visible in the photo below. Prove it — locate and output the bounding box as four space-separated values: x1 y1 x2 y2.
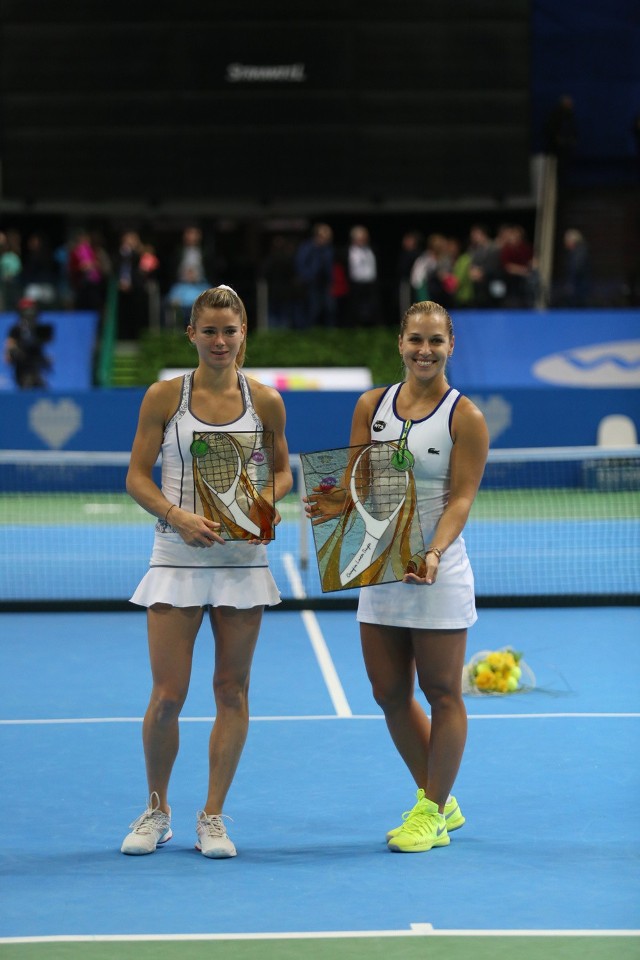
462 646 535 696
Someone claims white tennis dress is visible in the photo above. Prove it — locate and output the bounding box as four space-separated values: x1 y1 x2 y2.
130 371 281 609
356 383 477 630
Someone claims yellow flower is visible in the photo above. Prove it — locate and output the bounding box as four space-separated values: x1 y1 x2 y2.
466 647 531 695
486 652 505 669
475 662 492 676
474 670 496 691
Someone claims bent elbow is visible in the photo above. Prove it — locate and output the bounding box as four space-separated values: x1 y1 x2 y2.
125 470 139 498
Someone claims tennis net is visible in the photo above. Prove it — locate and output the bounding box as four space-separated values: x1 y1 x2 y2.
0 446 638 608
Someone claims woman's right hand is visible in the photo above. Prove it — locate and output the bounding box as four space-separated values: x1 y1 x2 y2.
169 507 225 547
303 485 348 525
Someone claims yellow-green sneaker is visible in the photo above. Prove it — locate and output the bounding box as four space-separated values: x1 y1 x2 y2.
386 789 464 843
387 794 450 853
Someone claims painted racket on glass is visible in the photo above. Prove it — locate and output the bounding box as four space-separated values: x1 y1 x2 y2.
300 441 425 592
191 430 276 540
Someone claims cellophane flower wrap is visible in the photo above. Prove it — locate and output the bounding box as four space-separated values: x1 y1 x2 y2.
462 646 535 696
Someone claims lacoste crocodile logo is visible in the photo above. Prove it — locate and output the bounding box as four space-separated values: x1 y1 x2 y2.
428 447 440 455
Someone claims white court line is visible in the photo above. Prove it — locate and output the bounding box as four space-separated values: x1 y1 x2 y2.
1 712 638 725
1 927 638 944
282 552 352 717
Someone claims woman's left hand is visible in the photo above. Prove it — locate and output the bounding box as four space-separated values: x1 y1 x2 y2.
402 552 440 585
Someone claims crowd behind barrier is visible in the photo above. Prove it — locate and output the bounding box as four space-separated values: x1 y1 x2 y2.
3 215 637 393
0 216 623 343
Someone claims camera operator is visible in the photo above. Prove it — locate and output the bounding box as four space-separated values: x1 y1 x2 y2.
3 297 54 388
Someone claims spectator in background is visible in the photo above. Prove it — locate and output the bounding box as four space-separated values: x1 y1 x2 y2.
331 246 350 326
500 224 534 307
116 230 152 339
410 235 437 302
139 243 160 278
139 243 162 329
410 234 456 309
467 224 502 307
3 296 53 388
562 228 590 307
397 230 423 283
449 238 474 309
165 265 210 328
20 232 57 306
172 225 219 287
397 230 424 312
0 229 22 311
261 234 301 329
347 225 381 326
53 238 74 308
294 222 335 328
68 229 108 312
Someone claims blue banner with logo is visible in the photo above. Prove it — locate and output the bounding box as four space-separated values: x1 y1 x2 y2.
448 309 639 390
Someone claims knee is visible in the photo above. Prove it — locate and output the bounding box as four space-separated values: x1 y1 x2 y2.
369 678 411 714
419 681 461 713
213 674 249 712
148 691 186 724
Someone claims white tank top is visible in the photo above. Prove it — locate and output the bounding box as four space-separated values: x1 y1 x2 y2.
157 370 262 529
369 383 461 541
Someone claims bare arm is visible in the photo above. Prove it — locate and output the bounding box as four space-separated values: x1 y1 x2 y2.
253 382 293 504
404 396 489 585
126 380 224 547
349 388 385 447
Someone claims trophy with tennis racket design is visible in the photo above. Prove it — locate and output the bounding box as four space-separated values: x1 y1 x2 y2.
300 440 426 592
191 430 276 540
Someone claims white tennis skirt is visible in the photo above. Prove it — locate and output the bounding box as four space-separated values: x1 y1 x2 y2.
356 536 477 630
130 531 281 609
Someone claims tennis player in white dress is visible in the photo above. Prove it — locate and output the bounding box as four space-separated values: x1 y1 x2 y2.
310 299 489 853
121 285 292 859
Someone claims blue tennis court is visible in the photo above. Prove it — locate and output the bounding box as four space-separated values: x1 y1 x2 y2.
1 605 638 958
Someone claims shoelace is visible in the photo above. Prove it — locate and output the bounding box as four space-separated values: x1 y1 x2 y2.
399 789 426 824
401 810 442 837
198 812 233 837
129 791 168 833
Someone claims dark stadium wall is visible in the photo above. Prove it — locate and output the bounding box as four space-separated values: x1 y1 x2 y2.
531 0 640 184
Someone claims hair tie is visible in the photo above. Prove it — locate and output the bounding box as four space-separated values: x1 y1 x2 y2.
217 284 238 296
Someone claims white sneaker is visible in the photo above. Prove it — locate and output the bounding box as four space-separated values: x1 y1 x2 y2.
195 811 237 858
121 792 172 855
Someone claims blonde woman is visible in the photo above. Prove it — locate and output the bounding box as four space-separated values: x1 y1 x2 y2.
121 285 292 859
